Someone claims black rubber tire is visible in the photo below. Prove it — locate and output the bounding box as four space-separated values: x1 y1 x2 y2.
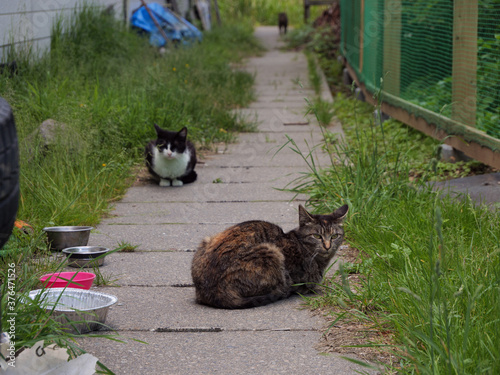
0 97 19 249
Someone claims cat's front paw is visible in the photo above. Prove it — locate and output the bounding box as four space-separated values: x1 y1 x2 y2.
159 179 171 187
172 179 184 187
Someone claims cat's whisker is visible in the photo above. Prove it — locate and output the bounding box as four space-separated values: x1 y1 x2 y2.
309 251 319 266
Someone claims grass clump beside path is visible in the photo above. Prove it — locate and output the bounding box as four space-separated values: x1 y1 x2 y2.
288 97 500 373
284 25 500 374
290 122 500 373
1 6 260 233
0 6 261 368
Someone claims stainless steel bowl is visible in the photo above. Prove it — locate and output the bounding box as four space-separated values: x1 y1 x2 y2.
62 246 110 268
28 288 117 334
43 226 93 251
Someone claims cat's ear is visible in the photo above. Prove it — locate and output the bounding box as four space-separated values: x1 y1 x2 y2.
178 127 187 138
154 123 162 135
298 205 315 226
331 204 348 221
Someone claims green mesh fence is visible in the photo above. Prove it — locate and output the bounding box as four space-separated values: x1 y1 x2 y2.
340 0 500 152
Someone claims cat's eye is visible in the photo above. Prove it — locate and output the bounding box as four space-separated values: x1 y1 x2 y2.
331 234 340 240
312 234 322 239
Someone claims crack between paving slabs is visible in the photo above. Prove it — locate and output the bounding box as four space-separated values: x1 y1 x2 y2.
117 283 195 287
152 328 318 333
97 327 319 333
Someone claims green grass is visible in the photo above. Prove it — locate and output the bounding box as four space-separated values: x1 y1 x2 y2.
288 24 494 181
305 51 322 96
284 100 500 374
1 6 261 371
1 6 260 232
282 23 500 373
217 0 329 27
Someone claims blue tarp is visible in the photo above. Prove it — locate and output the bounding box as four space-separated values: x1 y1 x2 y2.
131 3 202 47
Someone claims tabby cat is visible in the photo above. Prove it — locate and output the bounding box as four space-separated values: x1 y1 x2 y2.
145 124 197 187
191 204 348 309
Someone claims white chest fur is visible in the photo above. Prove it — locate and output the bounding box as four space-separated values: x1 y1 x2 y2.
151 147 190 179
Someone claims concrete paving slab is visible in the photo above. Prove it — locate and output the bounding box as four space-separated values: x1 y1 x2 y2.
86 252 194 286
431 173 500 209
235 106 306 116
246 54 306 70
232 132 329 155
248 101 310 110
253 87 314 97
78 331 375 375
195 165 309 185
253 91 313 100
203 151 332 168
222 141 329 162
100 201 302 225
247 69 309 83
95 286 322 332
233 109 328 133
202 139 332 168
119 183 307 203
235 130 322 143
254 92 314 100
88 223 232 252
89 222 299 252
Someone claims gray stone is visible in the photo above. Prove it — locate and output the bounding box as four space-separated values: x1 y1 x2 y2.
342 68 353 86
355 87 365 102
373 109 391 124
439 144 473 163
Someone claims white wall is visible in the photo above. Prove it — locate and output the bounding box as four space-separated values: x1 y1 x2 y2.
0 0 128 62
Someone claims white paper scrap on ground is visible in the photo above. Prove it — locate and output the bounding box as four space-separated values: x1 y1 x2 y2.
0 340 98 375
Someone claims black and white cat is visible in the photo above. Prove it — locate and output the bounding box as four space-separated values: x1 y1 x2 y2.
145 124 197 187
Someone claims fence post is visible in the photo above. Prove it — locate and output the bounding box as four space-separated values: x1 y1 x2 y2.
382 0 401 96
359 0 365 73
451 0 478 127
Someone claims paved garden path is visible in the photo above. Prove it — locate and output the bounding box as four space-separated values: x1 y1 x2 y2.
81 26 376 374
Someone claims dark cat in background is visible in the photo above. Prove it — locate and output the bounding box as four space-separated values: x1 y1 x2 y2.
191 204 348 309
145 124 197 187
278 12 288 35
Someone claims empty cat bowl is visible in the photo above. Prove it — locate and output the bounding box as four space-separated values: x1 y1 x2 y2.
43 226 93 251
40 271 96 290
62 246 110 268
28 288 117 334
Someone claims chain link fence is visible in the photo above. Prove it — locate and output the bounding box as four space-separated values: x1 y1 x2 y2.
340 0 499 166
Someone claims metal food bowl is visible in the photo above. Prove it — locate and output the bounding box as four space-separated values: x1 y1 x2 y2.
43 226 93 251
62 246 110 268
29 288 117 334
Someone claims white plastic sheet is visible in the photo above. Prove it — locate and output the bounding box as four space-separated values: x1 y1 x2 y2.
0 340 98 375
